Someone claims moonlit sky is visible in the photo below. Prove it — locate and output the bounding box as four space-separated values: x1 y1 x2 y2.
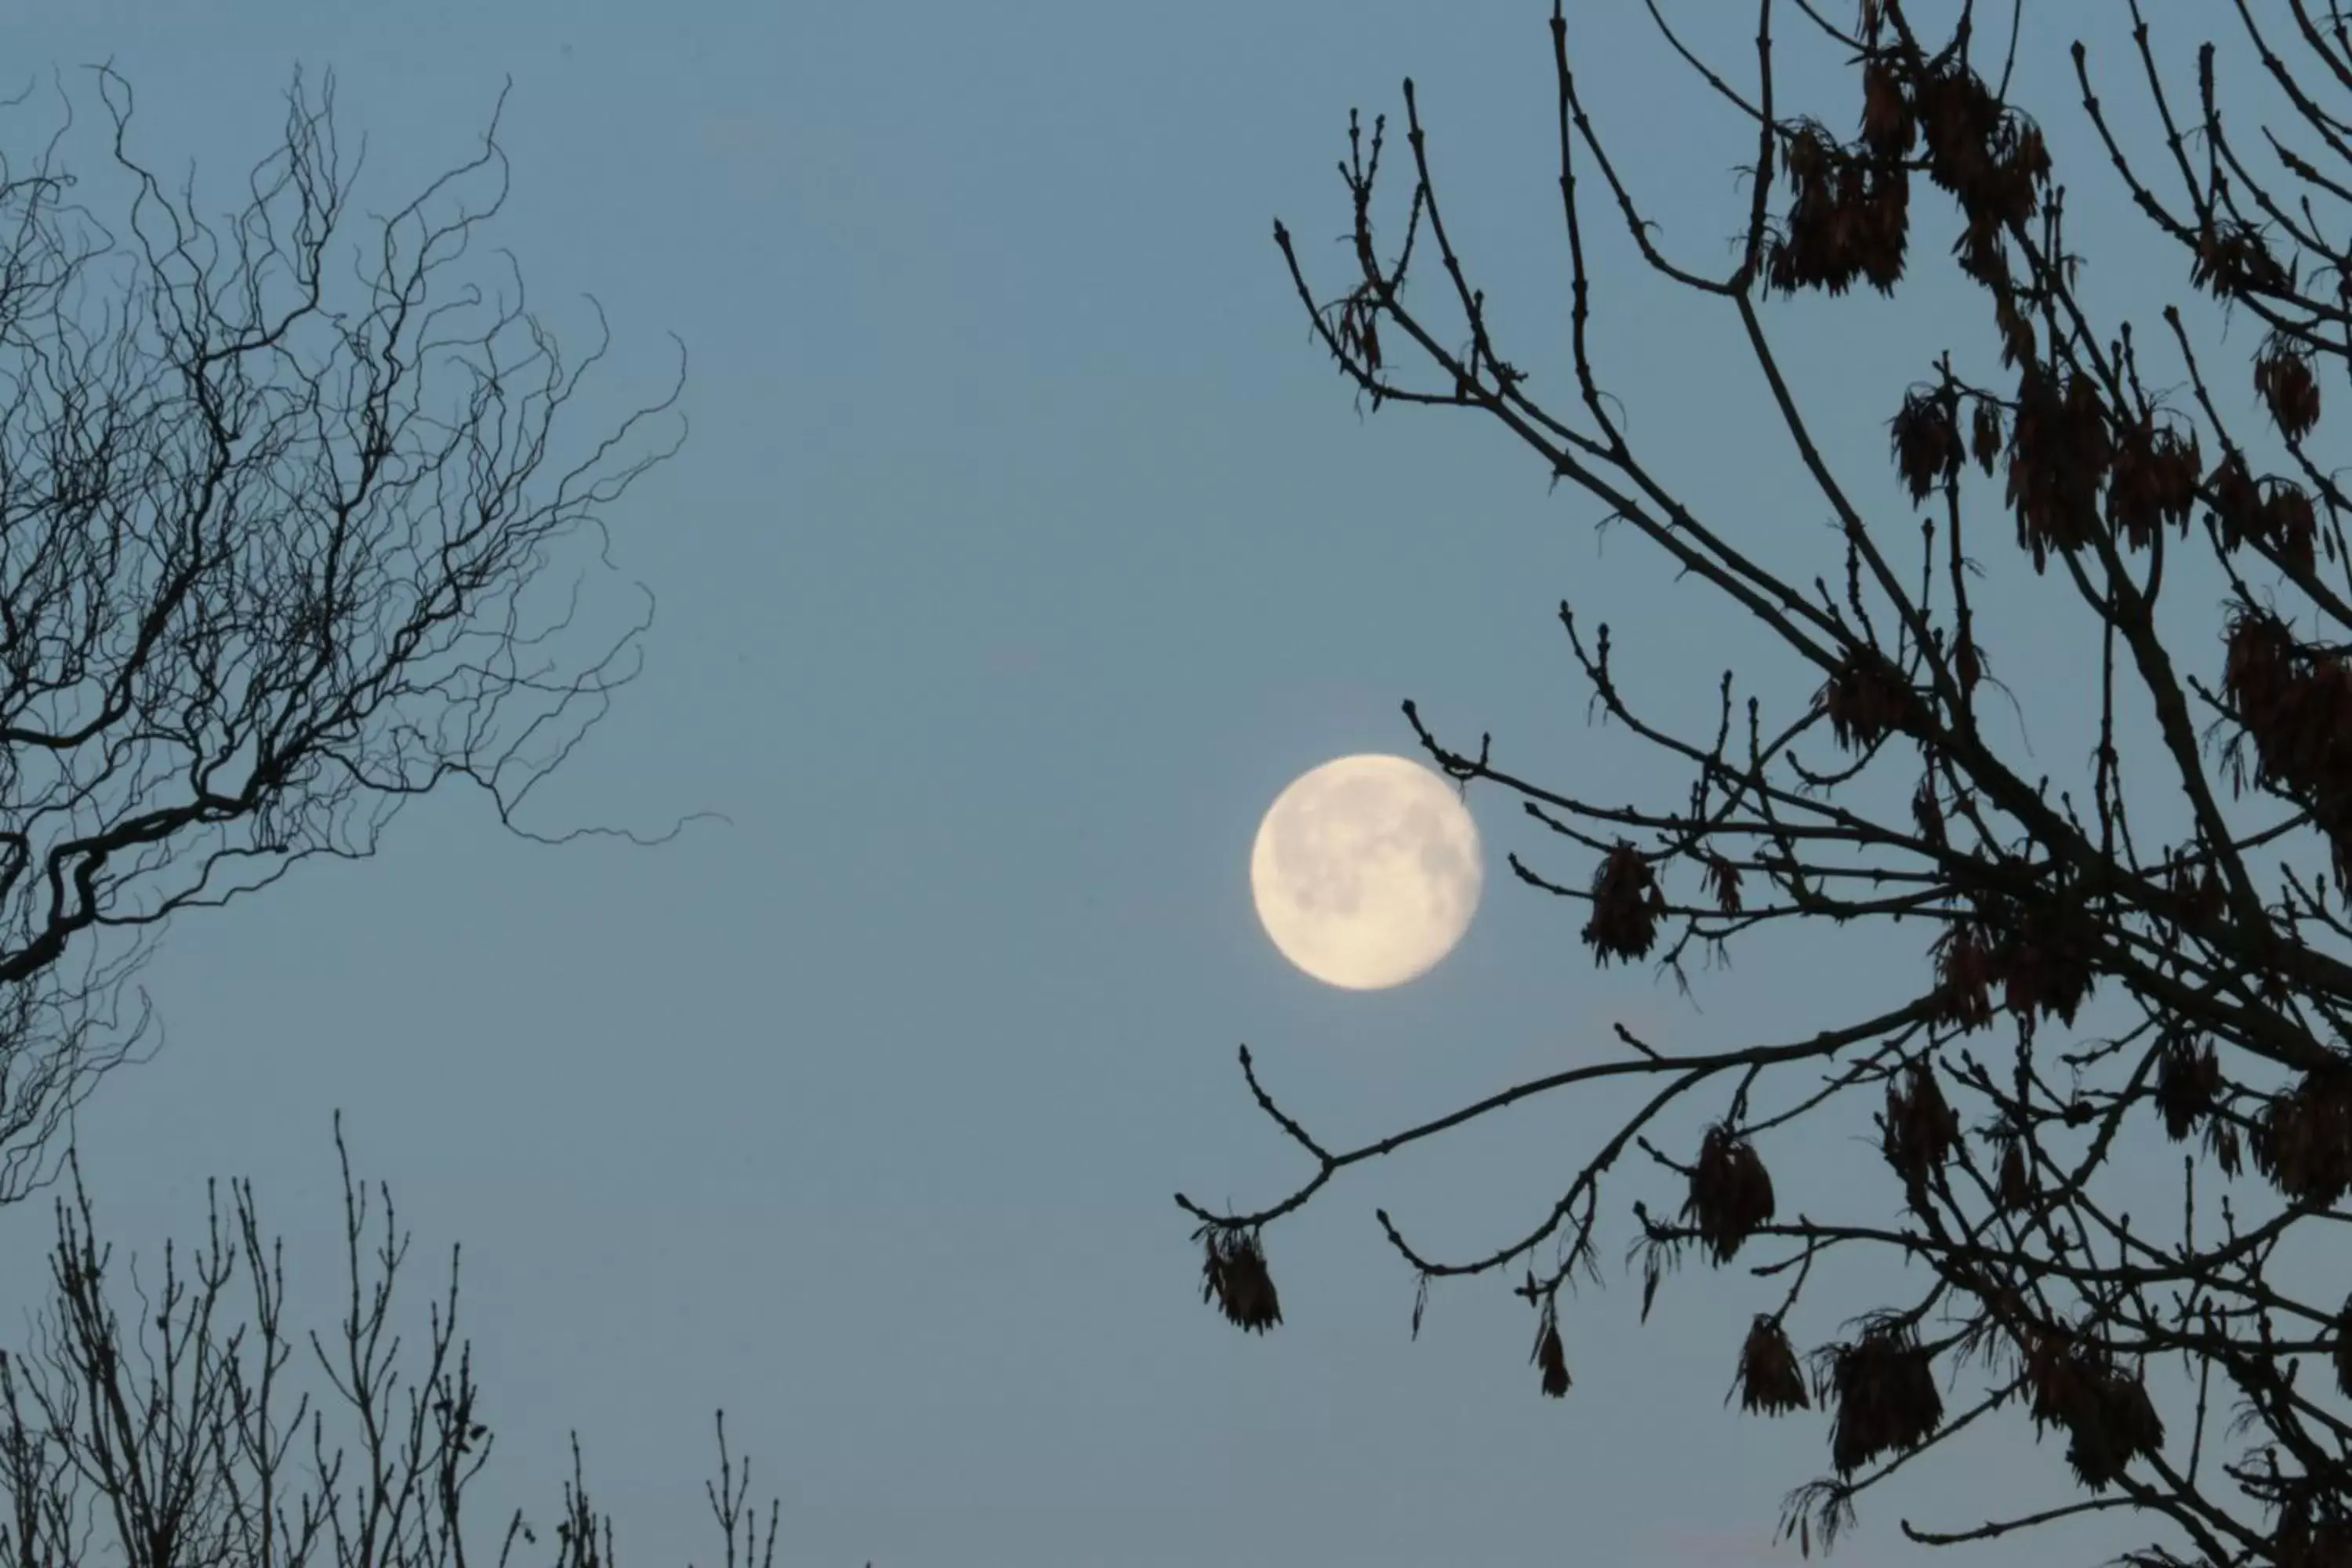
0 3 2299 1565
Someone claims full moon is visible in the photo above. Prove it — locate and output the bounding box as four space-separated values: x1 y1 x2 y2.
1249 754 1483 990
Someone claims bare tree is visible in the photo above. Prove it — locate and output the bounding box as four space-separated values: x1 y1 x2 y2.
0 1112 802 1568
1182 2 2352 1563
0 61 712 1203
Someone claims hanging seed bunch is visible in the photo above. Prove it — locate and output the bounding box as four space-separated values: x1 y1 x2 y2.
1889 389 1964 502
1993 1129 2034 1214
1730 1315 1809 1416
2004 367 2112 573
2103 413 2202 551
1681 1123 1777 1264
1582 841 1665 965
2274 1494 2352 1568
1912 56 2049 241
1926 895 2098 1038
1968 397 2004 476
2022 1328 2165 1492
1881 1059 1961 1197
1823 1320 1943 1475
2151 1034 2223 1142
1531 1301 1571 1399
1196 1225 1282 1334
1929 920 1998 1032
2206 451 2319 574
2191 216 2292 302
2255 332 2322 441
2249 1058 2352 1208
1819 647 1922 750
1998 895 2100 1031
2223 608 2352 885
1763 119 1910 296
1700 852 1743 915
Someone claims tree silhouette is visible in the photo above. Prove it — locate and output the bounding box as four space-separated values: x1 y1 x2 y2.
0 1113 801 1568
1182 3 2352 1562
0 62 710 1202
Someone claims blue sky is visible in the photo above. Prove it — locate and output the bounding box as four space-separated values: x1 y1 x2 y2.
0 2 2293 1565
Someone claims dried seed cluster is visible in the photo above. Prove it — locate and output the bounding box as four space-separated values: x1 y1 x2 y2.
1582 841 1665 965
2211 452 2317 572
1532 1312 1571 1399
1994 1134 2034 1214
1889 390 1963 503
1682 1124 1777 1264
1929 899 2099 1036
2255 333 2322 442
1764 122 1909 297
2250 1060 2352 1208
2273 1499 2352 1568
2224 608 2352 884
1826 1323 1943 1476
2023 1329 2165 1492
2151 1034 2222 1142
2192 216 2292 301
1880 1059 1961 1200
1730 1315 1809 1416
1198 1226 1281 1334
1820 648 1922 751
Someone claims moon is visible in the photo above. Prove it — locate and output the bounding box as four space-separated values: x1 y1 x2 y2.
1250 754 1483 990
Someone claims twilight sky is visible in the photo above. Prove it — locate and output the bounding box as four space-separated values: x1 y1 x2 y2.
0 3 2291 1565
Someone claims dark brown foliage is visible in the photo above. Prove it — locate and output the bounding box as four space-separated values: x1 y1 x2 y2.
1968 397 2003 476
1820 648 1922 750
2024 1330 2165 1493
2005 367 2112 572
1731 1316 1810 1416
1766 122 1909 297
1929 898 2098 1036
2223 608 2352 882
1701 852 1744 914
2153 1035 2222 1142
1881 1059 1961 1195
2104 416 2201 549
1999 895 2100 1030
1199 1226 1282 1333
2256 336 2322 441
1682 1124 1777 1263
1891 390 1963 502
1994 1135 2033 1214
1929 921 1997 1031
1532 1313 1571 1399
1825 1323 1943 1477
1582 841 1665 964
2193 217 2292 299
2249 1060 2352 1208
2274 1502 2352 1568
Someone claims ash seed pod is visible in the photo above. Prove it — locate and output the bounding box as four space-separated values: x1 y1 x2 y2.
1970 399 2003 475
2256 336 2321 442
1683 1123 1777 1263
1730 1315 1809 1415
1198 1225 1283 1334
1996 1138 2032 1214
1582 841 1665 966
1533 1312 1571 1399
